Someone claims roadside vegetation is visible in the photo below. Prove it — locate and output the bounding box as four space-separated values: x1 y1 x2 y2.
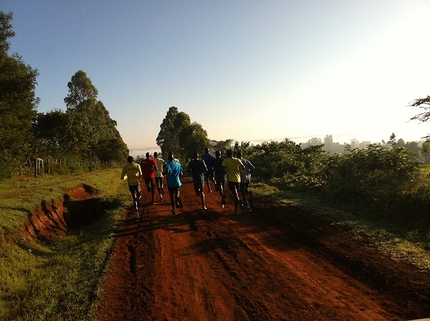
244 140 430 271
0 167 129 320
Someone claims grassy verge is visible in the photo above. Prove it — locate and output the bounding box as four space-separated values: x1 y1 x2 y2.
0 168 131 320
250 182 430 271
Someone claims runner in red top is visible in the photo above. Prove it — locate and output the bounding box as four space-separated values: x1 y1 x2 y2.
140 152 158 204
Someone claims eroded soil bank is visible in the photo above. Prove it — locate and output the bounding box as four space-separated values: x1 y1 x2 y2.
26 184 102 242
95 180 430 321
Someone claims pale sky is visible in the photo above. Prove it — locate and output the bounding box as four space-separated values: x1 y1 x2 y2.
3 0 430 156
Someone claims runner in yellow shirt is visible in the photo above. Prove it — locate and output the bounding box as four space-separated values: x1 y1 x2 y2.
222 150 245 214
121 156 142 217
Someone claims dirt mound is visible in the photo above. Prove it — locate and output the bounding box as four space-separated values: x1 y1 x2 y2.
64 184 100 199
26 184 102 242
95 180 430 321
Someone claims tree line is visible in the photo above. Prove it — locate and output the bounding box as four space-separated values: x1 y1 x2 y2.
4 7 430 190
0 12 128 179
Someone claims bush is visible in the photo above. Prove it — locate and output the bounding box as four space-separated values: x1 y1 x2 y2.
322 144 418 202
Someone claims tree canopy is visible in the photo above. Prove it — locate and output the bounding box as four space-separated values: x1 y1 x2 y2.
410 95 430 123
0 10 127 178
34 70 128 163
64 70 98 108
157 106 210 162
0 11 39 178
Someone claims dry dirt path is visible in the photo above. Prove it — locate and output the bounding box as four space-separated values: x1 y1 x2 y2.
94 179 430 321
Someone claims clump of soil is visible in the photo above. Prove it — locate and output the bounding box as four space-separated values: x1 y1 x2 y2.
26 184 102 242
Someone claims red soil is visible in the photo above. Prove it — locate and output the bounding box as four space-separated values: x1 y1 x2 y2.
94 180 430 321
26 184 99 241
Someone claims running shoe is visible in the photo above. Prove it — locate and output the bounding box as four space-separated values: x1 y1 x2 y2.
234 209 238 214
202 206 207 210
172 210 177 215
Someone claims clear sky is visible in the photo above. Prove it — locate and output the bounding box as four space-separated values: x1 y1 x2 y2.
3 0 430 156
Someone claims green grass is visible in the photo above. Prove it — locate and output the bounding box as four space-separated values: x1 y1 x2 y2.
250 182 430 271
0 168 131 320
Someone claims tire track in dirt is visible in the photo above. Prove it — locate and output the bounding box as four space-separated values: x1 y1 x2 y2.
95 179 430 321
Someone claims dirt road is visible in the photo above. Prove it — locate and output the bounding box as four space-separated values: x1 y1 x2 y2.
94 179 430 321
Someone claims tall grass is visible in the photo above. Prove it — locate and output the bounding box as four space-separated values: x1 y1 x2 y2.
0 168 131 320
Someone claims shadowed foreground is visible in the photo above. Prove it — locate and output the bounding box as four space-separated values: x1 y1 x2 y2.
95 180 430 321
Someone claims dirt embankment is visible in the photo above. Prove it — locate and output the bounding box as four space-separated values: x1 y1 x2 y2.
94 180 430 321
26 184 102 242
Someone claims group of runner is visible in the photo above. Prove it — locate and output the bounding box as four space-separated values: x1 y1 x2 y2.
121 148 255 217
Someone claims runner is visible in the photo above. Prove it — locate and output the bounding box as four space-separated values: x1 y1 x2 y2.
202 147 215 193
222 149 245 214
140 152 157 204
237 151 255 212
212 150 227 208
120 156 142 218
153 152 165 201
163 152 183 215
187 152 208 210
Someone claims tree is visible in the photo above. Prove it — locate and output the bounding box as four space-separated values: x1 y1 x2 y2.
0 11 39 177
61 70 127 161
180 122 210 159
33 109 68 158
64 70 98 108
157 106 210 162
387 133 396 147
421 140 430 163
157 106 180 159
323 135 334 152
211 139 234 152
409 94 430 138
0 11 14 52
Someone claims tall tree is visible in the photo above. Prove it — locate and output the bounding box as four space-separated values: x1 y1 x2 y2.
64 70 98 108
211 139 234 152
0 11 39 177
157 106 210 161
62 70 127 161
33 109 68 158
0 11 14 52
180 122 210 158
157 106 180 159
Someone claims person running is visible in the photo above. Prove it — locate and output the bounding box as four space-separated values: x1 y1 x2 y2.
163 152 183 215
140 152 158 204
187 152 208 210
212 150 227 208
202 147 215 193
120 156 142 218
222 149 245 214
237 151 255 212
153 151 165 201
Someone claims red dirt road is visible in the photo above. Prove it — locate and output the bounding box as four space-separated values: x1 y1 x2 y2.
94 180 430 321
